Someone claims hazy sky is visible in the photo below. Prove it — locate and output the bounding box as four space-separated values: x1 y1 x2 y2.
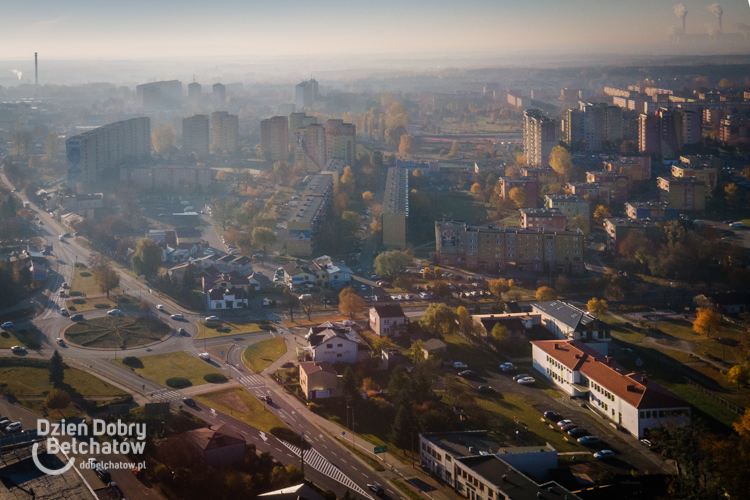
2 0 750 60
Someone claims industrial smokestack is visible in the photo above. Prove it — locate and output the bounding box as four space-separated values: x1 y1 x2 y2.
674 4 687 34
707 3 723 31
34 52 38 86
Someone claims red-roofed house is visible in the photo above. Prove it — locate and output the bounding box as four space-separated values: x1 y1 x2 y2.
531 339 690 438
299 361 340 400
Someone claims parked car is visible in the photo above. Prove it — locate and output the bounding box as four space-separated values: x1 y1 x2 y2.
499 362 515 372
108 481 123 498
1 322 13 329
458 370 475 378
561 423 577 431
107 309 123 316
70 313 83 321
205 316 220 322
477 385 492 392
10 346 26 353
577 436 601 445
543 411 561 422
4 422 22 432
156 305 165 311
512 373 530 381
56 338 65 346
730 221 745 228
568 428 588 438
640 439 653 448
557 419 573 427
360 284 367 290
171 314 184 320
367 484 385 496
199 353 210 361
517 377 535 385
594 450 615 459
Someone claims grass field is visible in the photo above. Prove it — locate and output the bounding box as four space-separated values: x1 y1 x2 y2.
66 297 115 313
499 214 521 227
242 338 287 373
112 351 225 388
66 316 170 348
390 480 421 500
196 320 268 340
0 365 129 398
193 386 286 433
600 314 646 344
0 330 26 348
70 264 101 296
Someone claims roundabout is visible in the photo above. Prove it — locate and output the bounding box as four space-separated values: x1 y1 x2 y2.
62 315 172 349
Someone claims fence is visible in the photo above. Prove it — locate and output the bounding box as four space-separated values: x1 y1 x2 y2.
684 377 745 416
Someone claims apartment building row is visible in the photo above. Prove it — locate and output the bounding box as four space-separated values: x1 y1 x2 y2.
286 173 334 256
382 167 409 249
180 112 239 157
435 220 585 274
638 108 702 158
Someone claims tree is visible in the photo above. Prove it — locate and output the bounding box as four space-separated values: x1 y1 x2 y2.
370 219 382 233
340 367 360 405
407 340 425 364
549 146 573 182
300 294 314 321
587 298 608 318
398 134 418 156
132 238 162 278
94 264 120 299
505 165 520 178
457 306 475 337
431 281 452 300
470 183 483 200
727 363 750 389
362 191 374 206
45 388 71 417
491 324 510 344
390 404 413 449
49 350 65 387
694 308 722 337
488 278 513 304
139 299 151 315
338 288 366 319
374 250 413 281
152 124 177 155
536 286 557 302
570 214 588 233
508 187 527 207
280 288 299 323
371 337 392 356
593 205 613 226
340 166 355 197
252 227 277 254
448 140 460 158
419 303 458 337
725 183 740 207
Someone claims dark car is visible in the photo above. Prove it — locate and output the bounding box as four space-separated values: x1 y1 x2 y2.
458 370 475 378
367 484 385 496
178 328 188 336
477 385 492 392
561 423 577 431
260 395 273 404
543 411 561 422
182 397 195 406
95 467 111 484
568 428 588 438
70 313 83 321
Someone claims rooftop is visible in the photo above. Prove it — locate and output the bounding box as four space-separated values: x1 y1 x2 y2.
422 431 500 457
545 194 588 202
186 424 245 451
532 301 599 331
299 361 337 376
372 304 406 318
289 195 325 223
301 174 333 198
383 167 409 215
175 227 202 238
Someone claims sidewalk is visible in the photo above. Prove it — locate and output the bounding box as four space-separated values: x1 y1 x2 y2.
264 332 461 500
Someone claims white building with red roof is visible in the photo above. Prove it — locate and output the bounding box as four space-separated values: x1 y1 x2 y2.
531 339 690 438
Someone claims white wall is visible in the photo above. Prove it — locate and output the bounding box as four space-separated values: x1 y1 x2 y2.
312 339 357 364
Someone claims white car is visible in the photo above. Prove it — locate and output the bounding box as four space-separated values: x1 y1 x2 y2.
557 419 573 427
730 221 745 228
199 353 211 361
107 309 123 316
156 305 165 311
453 362 468 369
171 314 184 320
205 316 220 322
517 377 536 385
10 346 26 353
4 422 22 432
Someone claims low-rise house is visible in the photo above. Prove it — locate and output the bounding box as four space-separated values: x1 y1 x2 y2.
175 227 202 246
532 339 690 438
382 347 407 369
299 361 340 400
309 255 353 288
422 338 447 359
208 287 248 309
531 301 611 355
308 325 359 364
283 261 315 290
185 424 246 466
211 271 260 293
30 261 47 281
369 304 407 336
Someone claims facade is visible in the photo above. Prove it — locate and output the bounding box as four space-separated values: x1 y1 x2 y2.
531 301 611 355
294 123 327 172
604 155 652 184
523 109 557 167
638 113 660 156
625 201 678 221
136 80 182 109
60 193 103 219
657 176 706 211
208 287 248 309
282 261 315 289
287 192 331 257
66 117 151 188
565 182 611 204
212 83 226 105
518 208 567 231
382 167 409 249
369 304 407 336
518 167 558 186
211 111 239 154
185 425 245 466
324 119 356 165
120 164 210 189
309 255 352 288
182 115 210 158
585 171 629 202
187 82 201 102
288 112 317 151
532 339 690 438
604 217 661 253
308 327 359 364
260 116 289 161
564 108 583 148
295 79 319 109
544 194 590 232
435 220 585 274
671 162 719 193
497 177 539 207
299 361 339 400
580 102 605 152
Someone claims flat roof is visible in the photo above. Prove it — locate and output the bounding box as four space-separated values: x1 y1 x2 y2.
383 167 408 215
301 174 333 198
422 431 499 457
289 195 325 223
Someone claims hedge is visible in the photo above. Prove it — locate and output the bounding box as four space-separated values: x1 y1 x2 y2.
0 357 52 369
71 299 86 304
122 356 144 368
94 303 110 309
165 377 192 389
203 373 227 383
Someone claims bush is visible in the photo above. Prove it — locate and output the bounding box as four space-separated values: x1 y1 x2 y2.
270 427 308 448
68 306 77 311
203 373 227 383
79 272 92 277
94 303 110 309
72 299 85 304
69 291 83 297
122 356 143 368
165 377 192 389
308 402 320 414
75 263 87 268
204 321 221 330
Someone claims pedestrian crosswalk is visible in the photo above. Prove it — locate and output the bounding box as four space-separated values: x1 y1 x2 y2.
151 390 183 402
240 374 265 387
280 441 372 499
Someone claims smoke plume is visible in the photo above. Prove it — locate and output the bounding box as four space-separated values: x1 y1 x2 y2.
707 3 723 31
705 22 719 40
11 70 22 80
674 4 687 33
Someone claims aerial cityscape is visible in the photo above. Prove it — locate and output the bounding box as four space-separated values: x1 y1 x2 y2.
1 1 750 500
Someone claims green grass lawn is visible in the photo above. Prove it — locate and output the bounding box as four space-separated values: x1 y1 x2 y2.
242 338 287 373
193 386 286 433
196 320 268 340
70 264 102 296
0 365 128 398
499 214 520 227
66 297 115 313
0 330 26 348
112 351 225 388
66 316 170 348
600 313 647 344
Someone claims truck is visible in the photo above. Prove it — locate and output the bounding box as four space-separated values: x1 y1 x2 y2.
184 206 193 212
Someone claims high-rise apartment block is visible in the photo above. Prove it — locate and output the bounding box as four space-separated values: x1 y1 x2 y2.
295 79 318 109
324 119 356 165
66 117 151 188
136 81 182 109
639 109 702 158
523 109 557 167
212 83 226 105
188 82 201 102
289 112 318 151
260 116 289 161
294 123 326 172
182 114 210 158
564 109 583 149
211 111 239 154
287 174 333 256
382 167 409 249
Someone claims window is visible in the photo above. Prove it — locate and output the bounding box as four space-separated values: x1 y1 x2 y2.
422 443 426 451
337 343 343 347
446 455 451 462
326 343 333 348
337 354 342 357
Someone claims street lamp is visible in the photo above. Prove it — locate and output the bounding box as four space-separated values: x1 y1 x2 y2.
346 405 354 447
